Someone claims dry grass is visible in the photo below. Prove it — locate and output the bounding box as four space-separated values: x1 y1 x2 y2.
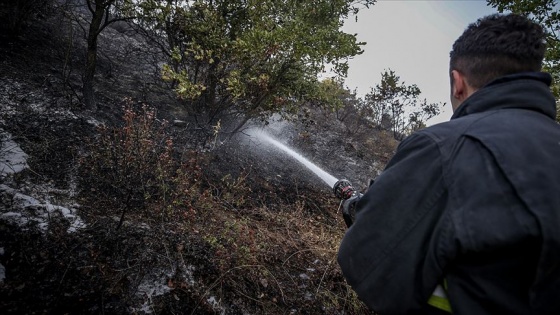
72 104 373 314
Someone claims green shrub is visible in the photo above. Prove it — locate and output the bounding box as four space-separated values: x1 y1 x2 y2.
79 101 199 228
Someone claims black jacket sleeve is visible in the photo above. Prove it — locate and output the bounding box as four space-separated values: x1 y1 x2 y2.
337 132 449 314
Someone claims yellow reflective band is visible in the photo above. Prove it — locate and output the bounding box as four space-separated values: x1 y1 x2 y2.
428 284 452 313
428 294 452 313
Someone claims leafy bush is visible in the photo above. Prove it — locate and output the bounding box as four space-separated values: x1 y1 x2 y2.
79 100 200 228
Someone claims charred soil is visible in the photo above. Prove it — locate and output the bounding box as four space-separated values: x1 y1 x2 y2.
0 9 396 315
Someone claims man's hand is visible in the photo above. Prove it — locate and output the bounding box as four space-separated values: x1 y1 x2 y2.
342 193 362 228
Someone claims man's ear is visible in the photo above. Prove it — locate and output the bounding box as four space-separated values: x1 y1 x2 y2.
451 70 467 101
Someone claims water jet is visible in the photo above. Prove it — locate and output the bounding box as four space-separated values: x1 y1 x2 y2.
248 129 338 188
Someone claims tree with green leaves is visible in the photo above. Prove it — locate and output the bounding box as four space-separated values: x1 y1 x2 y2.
362 70 441 140
487 0 559 118
136 0 375 137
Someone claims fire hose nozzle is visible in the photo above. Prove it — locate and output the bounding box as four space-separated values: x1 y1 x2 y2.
333 179 357 200
333 179 361 228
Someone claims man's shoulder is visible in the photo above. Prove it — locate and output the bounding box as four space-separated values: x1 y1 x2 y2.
404 114 493 160
414 117 469 143
417 109 512 143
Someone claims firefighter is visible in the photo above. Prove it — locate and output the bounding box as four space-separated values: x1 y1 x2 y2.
338 13 560 315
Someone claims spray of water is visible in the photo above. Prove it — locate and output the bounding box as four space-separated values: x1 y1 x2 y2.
249 129 338 188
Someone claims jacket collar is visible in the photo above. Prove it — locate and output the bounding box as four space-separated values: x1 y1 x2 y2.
451 72 557 120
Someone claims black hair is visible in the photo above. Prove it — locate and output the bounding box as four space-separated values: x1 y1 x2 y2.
450 13 546 88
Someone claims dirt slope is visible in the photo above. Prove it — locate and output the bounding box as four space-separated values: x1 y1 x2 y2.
0 9 396 314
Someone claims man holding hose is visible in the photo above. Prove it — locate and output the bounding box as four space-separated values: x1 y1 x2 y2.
338 13 560 315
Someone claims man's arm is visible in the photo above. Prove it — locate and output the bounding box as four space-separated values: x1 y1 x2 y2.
338 132 449 314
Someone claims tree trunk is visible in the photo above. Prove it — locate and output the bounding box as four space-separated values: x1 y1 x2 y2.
83 1 107 111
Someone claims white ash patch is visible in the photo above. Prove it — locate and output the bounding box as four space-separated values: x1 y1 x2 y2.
206 296 227 315
0 184 86 234
0 131 29 177
131 268 174 314
0 129 86 234
129 259 197 314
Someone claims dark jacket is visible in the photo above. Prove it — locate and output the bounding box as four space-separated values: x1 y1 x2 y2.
338 72 560 315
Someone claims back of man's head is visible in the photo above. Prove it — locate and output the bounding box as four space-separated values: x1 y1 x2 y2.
450 13 546 89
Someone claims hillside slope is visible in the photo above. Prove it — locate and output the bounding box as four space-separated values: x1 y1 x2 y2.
0 9 396 314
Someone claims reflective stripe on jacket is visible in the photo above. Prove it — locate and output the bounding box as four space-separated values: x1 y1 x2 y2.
428 284 451 313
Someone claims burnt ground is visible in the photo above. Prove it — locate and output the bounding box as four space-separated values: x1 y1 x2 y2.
0 8 397 315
